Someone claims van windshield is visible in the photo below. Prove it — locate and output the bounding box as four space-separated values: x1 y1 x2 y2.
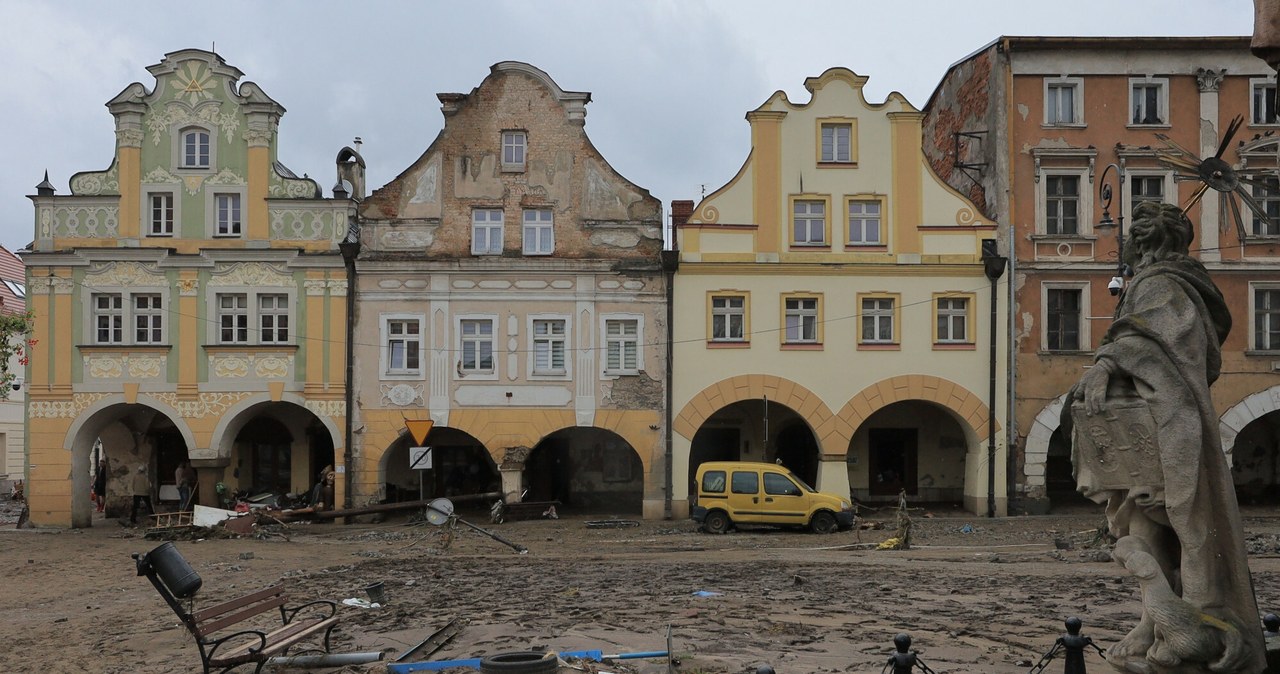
788 472 815 493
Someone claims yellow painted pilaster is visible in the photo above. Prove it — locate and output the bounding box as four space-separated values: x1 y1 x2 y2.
177 271 199 397
888 112 924 254
52 272 74 390
118 147 140 240
747 110 786 254
29 277 51 388
247 146 269 240
304 275 325 393
328 277 346 389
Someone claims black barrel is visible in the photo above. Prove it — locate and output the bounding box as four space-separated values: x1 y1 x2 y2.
146 541 202 599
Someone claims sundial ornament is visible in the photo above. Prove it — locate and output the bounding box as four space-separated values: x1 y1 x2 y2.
1155 115 1275 240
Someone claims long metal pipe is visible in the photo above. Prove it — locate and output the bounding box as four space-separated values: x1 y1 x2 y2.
266 651 385 668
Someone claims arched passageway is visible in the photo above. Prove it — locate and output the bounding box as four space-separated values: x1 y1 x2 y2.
847 400 970 509
380 427 498 504
688 399 820 497
525 427 644 514
1231 410 1280 506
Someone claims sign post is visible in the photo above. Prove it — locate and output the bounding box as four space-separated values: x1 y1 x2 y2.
405 420 435 506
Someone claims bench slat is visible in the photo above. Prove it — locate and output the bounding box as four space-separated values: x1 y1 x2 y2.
191 585 286 622
210 616 339 666
194 596 288 638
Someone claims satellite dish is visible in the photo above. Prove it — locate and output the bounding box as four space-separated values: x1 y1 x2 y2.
426 497 454 526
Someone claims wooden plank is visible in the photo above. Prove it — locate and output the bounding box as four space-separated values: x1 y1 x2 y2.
210 617 338 665
192 586 284 622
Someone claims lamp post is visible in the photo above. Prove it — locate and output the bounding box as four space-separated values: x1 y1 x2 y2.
1096 163 1129 296
981 239 1007 518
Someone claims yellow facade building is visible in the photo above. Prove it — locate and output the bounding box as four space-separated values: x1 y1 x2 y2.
672 68 1009 516
25 50 356 526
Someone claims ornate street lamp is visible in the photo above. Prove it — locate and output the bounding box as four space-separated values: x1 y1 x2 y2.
1095 163 1128 297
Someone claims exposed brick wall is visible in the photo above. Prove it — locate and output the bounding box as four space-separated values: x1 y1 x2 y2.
921 49 995 220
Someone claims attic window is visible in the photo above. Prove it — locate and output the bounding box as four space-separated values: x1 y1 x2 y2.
3 280 24 298
502 131 526 171
181 128 211 168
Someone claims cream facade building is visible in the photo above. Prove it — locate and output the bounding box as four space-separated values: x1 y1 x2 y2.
673 68 1009 516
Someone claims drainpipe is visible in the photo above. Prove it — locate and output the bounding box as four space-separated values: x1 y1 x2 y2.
339 232 359 512
982 240 1007 518
661 247 679 520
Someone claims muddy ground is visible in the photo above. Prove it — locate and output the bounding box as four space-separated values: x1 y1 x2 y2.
4 499 1280 674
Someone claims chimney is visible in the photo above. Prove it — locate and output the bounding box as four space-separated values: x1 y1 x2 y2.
670 200 694 227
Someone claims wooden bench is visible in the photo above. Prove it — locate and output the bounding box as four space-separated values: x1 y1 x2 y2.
135 550 338 673
493 500 560 523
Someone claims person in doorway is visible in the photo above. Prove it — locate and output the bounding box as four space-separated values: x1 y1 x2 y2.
130 465 153 525
310 464 334 507
93 459 108 513
175 460 196 510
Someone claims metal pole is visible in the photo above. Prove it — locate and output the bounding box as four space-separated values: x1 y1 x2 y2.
988 272 998 518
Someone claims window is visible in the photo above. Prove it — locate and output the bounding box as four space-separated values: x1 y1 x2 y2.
217 294 249 344
730 470 759 495
215 194 241 236
502 131 526 169
94 294 123 344
763 472 801 496
258 294 289 344
820 123 851 163
522 209 554 255
861 297 894 343
532 319 566 375
847 200 882 245
1046 288 1082 351
1045 175 1080 235
1256 288 1280 350
936 297 968 343
784 297 818 343
1045 80 1079 125
1253 79 1278 125
792 200 826 245
181 129 210 168
472 209 504 255
1130 78 1167 125
701 470 727 494
711 295 746 342
149 193 174 236
133 294 163 344
459 319 494 373
605 318 639 374
385 319 422 373
1130 175 1165 210
1252 177 1280 236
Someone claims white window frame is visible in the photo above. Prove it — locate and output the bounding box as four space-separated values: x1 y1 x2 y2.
502 130 526 170
148 192 175 236
181 128 211 169
173 125 215 171
93 293 124 345
90 288 170 347
210 289 294 346
216 293 249 345
861 297 895 344
1041 282 1090 352
792 200 826 245
1252 176 1280 236
1043 77 1084 127
1035 166 1092 237
528 314 570 379
1252 76 1279 126
380 314 425 378
1123 171 1174 225
214 193 242 237
711 295 746 343
936 297 968 344
456 315 497 380
1252 283 1280 351
820 123 852 163
1129 77 1169 127
784 297 818 344
601 313 643 376
522 208 554 255
472 209 504 255
847 199 882 245
258 293 289 344
133 294 164 344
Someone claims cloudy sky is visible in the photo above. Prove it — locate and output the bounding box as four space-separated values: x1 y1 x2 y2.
1 0 1257 253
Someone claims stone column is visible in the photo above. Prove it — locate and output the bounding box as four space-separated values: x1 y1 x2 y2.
1197 67 1225 262
499 446 531 502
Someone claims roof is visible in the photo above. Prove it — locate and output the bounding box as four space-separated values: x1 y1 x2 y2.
0 246 26 316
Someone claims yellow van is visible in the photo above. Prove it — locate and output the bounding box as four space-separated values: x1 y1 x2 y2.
691 461 854 534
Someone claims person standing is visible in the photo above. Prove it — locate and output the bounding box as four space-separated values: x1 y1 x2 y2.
175 460 196 510
93 459 108 513
130 465 153 525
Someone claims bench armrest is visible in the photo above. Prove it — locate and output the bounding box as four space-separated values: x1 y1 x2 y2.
283 599 337 624
205 628 268 659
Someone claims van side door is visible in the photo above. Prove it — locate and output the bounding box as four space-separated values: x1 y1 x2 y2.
727 469 762 523
761 471 809 524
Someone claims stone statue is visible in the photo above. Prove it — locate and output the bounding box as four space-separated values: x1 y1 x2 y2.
1063 202 1264 673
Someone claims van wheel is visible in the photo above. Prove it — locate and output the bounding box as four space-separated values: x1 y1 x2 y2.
703 510 730 534
809 511 837 534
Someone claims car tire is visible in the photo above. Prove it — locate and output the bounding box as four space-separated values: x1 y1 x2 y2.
479 651 559 674
703 509 731 534
809 510 838 534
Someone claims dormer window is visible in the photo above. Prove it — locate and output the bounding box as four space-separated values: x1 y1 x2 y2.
181 128 210 168
502 131 526 170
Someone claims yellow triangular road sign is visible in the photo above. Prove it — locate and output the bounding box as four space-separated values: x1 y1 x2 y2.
406 419 434 446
